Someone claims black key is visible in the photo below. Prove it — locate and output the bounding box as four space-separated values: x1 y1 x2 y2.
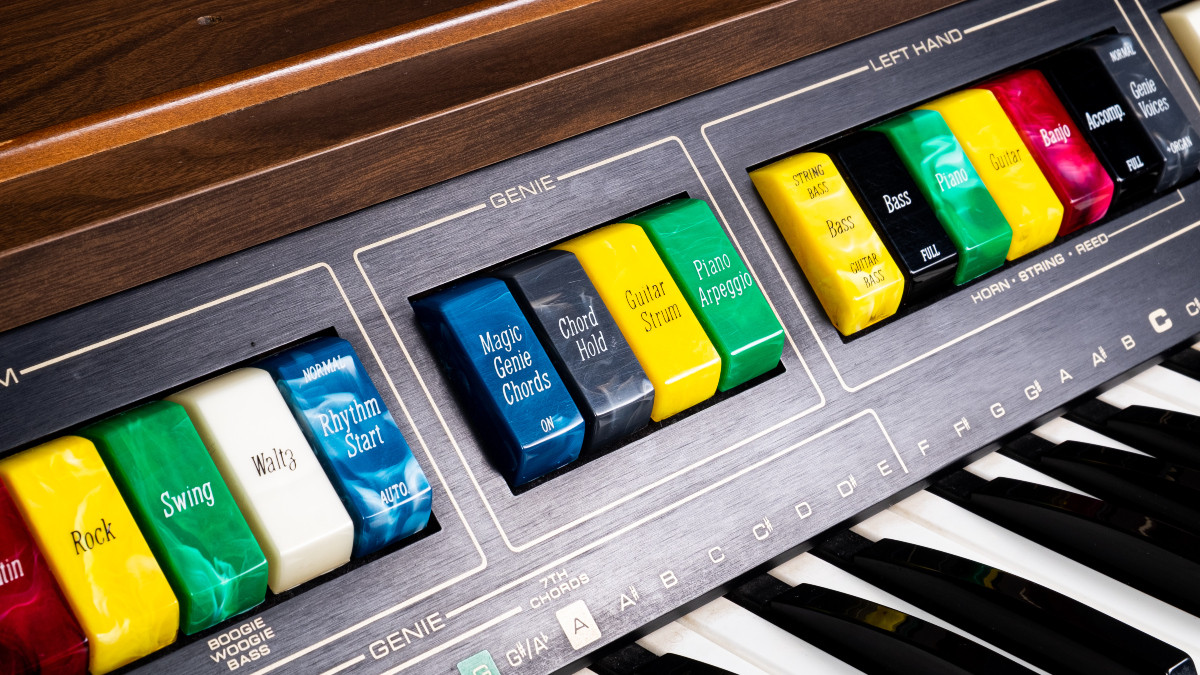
1071 400 1200 469
592 644 658 675
933 472 1200 615
815 531 1196 675
766 583 1036 675
593 644 736 675
633 654 736 675
1003 434 1200 532
496 249 654 452
1042 34 1200 203
824 131 958 300
1164 346 1200 381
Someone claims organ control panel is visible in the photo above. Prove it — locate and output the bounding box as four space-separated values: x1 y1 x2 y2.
5 0 1200 672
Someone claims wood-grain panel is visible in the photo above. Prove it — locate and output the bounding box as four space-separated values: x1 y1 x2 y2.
0 0 960 333
0 0 479 139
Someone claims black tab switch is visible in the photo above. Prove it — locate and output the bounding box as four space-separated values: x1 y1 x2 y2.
826 131 958 300
497 250 654 452
1041 34 1200 204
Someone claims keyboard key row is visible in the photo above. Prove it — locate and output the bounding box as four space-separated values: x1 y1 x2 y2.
599 355 1200 674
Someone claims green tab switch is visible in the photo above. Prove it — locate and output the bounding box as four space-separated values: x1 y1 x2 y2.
628 198 785 390
870 110 1012 284
82 401 268 634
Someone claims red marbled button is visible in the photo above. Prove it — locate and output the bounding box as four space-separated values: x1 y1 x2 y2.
0 480 88 675
981 69 1114 235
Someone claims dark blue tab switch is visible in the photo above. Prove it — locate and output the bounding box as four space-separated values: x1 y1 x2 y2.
414 278 585 486
258 336 433 557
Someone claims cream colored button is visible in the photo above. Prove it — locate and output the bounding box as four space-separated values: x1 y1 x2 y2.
556 599 602 650
168 368 354 592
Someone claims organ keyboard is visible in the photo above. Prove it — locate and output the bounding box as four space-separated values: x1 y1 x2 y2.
5 0 1200 673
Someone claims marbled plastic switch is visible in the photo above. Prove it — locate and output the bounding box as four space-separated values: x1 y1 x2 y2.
981 70 1113 235
0 481 88 675
825 131 958 301
167 368 354 593
1041 34 1200 203
258 337 433 557
627 198 785 390
921 89 1063 260
871 110 1012 285
82 401 269 634
497 251 654 452
0 437 178 675
750 151 904 335
414 278 585 485
557 223 722 420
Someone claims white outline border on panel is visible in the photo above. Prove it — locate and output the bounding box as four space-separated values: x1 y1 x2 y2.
446 408 906 619
355 136 826 554
701 0 1192 394
11 264 489 675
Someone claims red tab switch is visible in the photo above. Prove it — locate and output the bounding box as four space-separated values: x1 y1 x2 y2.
0 480 89 675
981 70 1114 235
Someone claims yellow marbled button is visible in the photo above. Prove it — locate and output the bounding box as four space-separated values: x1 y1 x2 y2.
557 223 720 421
0 436 179 674
921 89 1063 260
751 152 904 336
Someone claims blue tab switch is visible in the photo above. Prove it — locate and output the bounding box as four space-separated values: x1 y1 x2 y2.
414 278 585 486
258 336 433 557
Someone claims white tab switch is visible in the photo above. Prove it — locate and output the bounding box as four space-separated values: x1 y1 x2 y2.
168 368 354 592
556 600 601 650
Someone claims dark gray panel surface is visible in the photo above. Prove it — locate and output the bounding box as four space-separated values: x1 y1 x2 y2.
3 0 1200 673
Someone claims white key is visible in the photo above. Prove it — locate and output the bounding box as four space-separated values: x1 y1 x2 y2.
885 490 1200 656
770 552 1049 674
963 452 1087 494
1126 365 1200 415
677 597 863 674
1032 416 1144 454
637 622 769 675
1097 381 1191 413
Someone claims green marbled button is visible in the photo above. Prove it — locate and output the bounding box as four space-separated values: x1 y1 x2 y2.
82 401 268 634
627 198 785 390
870 110 1012 285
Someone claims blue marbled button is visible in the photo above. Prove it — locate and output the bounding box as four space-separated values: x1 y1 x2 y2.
258 336 432 557
414 278 585 486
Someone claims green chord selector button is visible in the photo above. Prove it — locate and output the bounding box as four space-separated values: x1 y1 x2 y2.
628 198 785 390
457 650 502 675
82 401 269 634
871 110 1012 285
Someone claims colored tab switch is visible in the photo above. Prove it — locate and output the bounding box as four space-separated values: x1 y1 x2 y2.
626 198 785 390
557 223 721 419
871 110 1012 284
825 131 958 301
414 278 585 485
922 89 1063 259
981 70 1114 235
750 152 904 335
81 401 269 634
0 437 178 675
497 251 654 452
1042 34 1200 203
258 337 433 556
168 369 354 593
0 481 88 675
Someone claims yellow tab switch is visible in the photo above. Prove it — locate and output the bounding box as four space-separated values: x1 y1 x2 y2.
0 437 179 674
921 89 1063 260
751 152 904 336
557 223 720 421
